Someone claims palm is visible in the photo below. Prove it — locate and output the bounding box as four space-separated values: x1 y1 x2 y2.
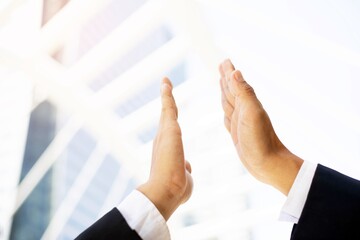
230 99 283 180
152 122 192 204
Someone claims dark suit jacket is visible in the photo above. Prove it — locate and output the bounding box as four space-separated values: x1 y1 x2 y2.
291 164 360 240
75 208 142 240
76 164 360 240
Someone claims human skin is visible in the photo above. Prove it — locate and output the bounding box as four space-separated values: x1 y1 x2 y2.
137 77 193 221
219 59 303 195
137 57 302 221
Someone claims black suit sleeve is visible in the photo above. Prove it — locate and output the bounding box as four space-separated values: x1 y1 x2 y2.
291 164 360 240
75 208 142 240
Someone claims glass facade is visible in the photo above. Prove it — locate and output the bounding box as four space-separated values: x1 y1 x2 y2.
10 102 55 240
3 0 360 239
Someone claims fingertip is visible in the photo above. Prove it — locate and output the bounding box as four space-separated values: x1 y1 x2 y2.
161 77 173 96
185 160 192 174
160 77 178 121
162 77 173 88
223 58 231 64
161 82 171 95
232 70 243 82
223 58 234 67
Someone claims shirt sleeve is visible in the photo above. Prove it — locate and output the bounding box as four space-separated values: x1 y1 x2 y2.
117 190 170 240
279 161 317 223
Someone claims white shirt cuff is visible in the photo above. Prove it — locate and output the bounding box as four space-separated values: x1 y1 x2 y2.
117 190 170 240
279 161 317 223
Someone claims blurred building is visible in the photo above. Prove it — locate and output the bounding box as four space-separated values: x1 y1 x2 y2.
9 1 189 239
10 102 55 240
1 0 360 240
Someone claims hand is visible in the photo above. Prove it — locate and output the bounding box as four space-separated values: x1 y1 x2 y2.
219 59 303 195
137 77 193 221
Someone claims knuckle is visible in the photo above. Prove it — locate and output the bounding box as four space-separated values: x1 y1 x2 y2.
160 123 182 136
235 69 244 79
222 100 233 117
225 86 235 100
162 105 176 113
226 72 231 82
241 81 255 96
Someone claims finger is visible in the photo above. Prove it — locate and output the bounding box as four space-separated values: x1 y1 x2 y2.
230 104 239 145
181 172 193 204
224 115 231 133
229 70 256 101
218 63 225 79
152 133 159 161
220 60 236 105
221 58 235 83
220 75 235 106
160 77 178 122
221 92 234 119
185 160 192 174
222 58 235 73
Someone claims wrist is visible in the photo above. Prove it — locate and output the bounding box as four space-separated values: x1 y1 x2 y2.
265 150 304 196
137 182 179 221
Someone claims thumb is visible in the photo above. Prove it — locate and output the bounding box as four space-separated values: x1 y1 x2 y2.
229 70 257 101
160 77 178 123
